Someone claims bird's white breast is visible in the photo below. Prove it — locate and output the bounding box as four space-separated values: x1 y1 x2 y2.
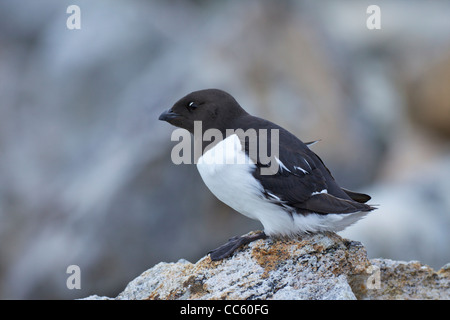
196 134 369 237
196 134 261 220
196 134 296 236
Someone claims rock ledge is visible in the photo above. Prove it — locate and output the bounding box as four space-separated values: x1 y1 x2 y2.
85 232 450 300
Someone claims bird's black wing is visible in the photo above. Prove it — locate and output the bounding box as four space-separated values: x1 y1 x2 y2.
235 117 373 214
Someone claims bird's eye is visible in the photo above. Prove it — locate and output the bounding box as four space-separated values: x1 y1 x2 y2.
187 101 198 110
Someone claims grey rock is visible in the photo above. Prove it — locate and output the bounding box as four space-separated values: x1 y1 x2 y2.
357 259 450 300
83 232 450 300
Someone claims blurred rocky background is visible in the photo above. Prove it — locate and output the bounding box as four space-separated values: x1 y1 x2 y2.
0 0 449 299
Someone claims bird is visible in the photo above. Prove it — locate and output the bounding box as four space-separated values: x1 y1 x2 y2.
159 89 375 261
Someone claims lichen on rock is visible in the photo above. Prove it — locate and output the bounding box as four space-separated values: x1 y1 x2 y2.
83 232 450 300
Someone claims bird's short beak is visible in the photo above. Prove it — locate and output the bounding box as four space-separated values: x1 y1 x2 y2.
158 109 181 122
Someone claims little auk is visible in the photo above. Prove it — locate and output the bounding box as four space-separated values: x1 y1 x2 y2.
159 89 375 260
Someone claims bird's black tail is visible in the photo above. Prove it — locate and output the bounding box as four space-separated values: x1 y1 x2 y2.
341 188 371 204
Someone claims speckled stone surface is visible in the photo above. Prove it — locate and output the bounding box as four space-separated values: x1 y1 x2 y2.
83 232 450 300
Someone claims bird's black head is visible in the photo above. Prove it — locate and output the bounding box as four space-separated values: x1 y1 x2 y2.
159 89 247 133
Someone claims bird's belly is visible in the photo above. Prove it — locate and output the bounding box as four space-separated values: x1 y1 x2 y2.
196 135 296 235
197 160 298 236
197 162 262 221
196 134 262 220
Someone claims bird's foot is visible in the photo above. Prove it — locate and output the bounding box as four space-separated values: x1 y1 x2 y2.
208 231 267 261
